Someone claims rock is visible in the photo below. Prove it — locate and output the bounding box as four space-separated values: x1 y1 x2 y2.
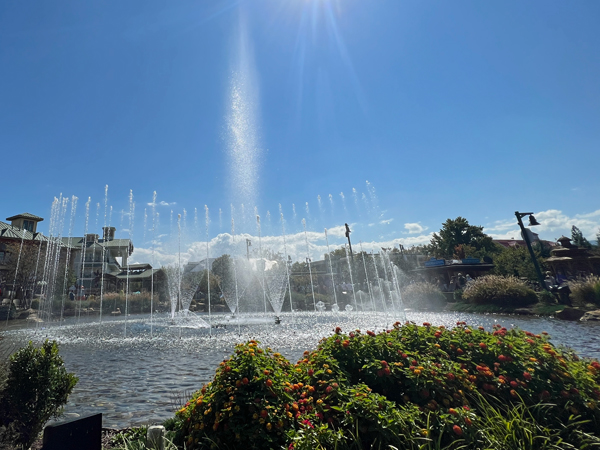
580 310 600 322
555 307 586 321
514 308 534 315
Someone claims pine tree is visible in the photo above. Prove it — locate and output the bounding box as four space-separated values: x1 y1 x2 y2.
571 225 591 249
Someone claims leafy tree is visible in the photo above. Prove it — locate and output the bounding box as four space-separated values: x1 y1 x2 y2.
572 225 592 249
492 245 547 281
425 217 498 260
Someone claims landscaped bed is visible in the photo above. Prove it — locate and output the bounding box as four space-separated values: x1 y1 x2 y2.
157 322 600 449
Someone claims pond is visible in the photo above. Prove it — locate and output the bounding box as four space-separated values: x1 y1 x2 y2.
2 310 599 428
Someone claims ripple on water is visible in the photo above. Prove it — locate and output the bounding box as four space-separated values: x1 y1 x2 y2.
3 311 600 428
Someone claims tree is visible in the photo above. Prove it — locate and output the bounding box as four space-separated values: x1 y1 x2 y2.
492 245 547 281
571 226 592 249
425 217 498 260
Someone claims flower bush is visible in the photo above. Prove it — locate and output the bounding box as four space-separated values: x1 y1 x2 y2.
176 324 600 449
462 275 537 307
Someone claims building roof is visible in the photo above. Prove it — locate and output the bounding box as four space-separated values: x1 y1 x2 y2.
62 237 133 251
0 221 49 242
6 213 44 222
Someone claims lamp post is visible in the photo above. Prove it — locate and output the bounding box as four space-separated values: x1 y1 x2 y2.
345 223 353 260
514 211 548 291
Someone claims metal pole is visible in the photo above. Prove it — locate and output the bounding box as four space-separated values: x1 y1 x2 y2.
515 211 548 291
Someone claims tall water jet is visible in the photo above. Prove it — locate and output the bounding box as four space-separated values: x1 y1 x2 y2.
150 191 157 337
359 241 376 311
60 195 78 324
124 190 134 337
256 215 268 314
99 185 109 324
280 212 293 317
344 244 358 310
205 205 212 334
302 219 316 312
324 228 338 310
226 10 261 210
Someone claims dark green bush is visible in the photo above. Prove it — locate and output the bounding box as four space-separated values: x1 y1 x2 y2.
462 275 537 306
0 340 78 449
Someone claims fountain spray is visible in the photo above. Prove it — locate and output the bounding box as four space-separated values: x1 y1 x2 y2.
205 205 212 336
324 228 338 309
302 219 316 312
280 212 293 320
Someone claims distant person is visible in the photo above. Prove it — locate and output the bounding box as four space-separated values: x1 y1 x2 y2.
544 271 556 290
465 274 474 284
457 273 466 289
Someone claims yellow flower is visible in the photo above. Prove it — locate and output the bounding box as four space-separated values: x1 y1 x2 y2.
266 422 272 431
259 418 265 424
253 413 258 420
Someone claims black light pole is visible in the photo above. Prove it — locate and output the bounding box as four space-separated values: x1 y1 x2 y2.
514 211 548 291
345 223 353 260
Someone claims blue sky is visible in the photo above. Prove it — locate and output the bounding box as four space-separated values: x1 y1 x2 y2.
1 0 599 264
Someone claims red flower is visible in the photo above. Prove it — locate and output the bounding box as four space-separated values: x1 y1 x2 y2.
342 340 350 348
510 381 518 388
266 379 273 387
423 322 431 327
465 417 472 426
307 369 314 376
335 326 342 334
453 425 463 436
242 377 249 385
479 343 487 349
523 372 532 381
367 330 376 337
447 373 455 381
449 408 458 416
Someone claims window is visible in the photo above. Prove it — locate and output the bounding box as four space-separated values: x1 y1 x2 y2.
23 220 34 232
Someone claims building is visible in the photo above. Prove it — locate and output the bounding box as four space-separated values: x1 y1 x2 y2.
64 226 159 293
1 212 156 300
545 236 600 278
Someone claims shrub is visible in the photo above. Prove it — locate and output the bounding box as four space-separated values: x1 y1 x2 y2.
177 324 600 449
537 289 556 305
401 282 446 309
569 276 600 306
0 340 78 449
462 275 537 307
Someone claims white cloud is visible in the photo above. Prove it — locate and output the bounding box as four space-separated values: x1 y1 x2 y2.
404 222 427 234
146 201 177 207
485 209 600 241
380 219 394 225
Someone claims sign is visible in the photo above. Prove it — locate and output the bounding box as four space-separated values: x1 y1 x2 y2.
461 257 481 265
424 258 445 267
